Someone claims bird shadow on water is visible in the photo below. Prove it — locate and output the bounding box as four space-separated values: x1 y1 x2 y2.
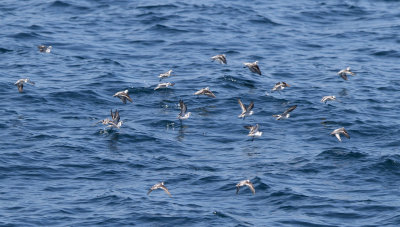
241 143 262 157
338 88 348 97
97 128 121 151
177 124 188 142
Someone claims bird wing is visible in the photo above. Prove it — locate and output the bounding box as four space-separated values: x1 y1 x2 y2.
340 73 348 80
179 100 187 116
113 110 120 123
219 55 227 64
160 185 172 197
18 84 23 93
253 65 261 75
194 89 203 95
343 130 350 139
283 105 297 115
238 99 246 112
124 94 133 103
147 187 154 195
247 101 254 112
244 125 253 130
236 186 240 194
110 109 114 119
205 90 216 98
335 133 342 142
245 182 256 194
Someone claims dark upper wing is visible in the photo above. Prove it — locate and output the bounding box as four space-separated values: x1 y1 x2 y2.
343 129 350 139
247 101 254 111
283 105 297 115
253 65 261 75
339 73 348 80
220 55 227 64
179 100 187 115
18 84 23 93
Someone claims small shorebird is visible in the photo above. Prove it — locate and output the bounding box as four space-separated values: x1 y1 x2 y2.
158 70 174 81
154 82 175 90
113 89 132 104
194 87 216 98
273 105 297 120
15 78 35 93
244 124 262 141
330 127 350 142
271 82 290 93
321 95 336 104
147 182 172 197
243 61 261 75
236 180 255 195
178 100 191 120
337 67 355 80
238 99 254 119
211 54 227 64
38 45 52 53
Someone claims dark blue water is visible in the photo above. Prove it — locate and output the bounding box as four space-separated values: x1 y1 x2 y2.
1 0 400 226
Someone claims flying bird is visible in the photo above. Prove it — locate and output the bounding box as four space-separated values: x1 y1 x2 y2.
158 70 174 81
273 105 297 120
243 61 261 75
178 100 191 120
244 124 262 141
337 67 355 80
271 82 290 93
238 99 254 119
113 89 133 104
211 54 227 64
194 87 216 98
154 82 175 90
14 78 35 93
147 182 172 197
321 96 336 104
330 127 350 142
38 45 52 53
236 180 255 195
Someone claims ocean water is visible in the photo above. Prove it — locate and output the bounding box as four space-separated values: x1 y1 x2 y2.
1 0 400 226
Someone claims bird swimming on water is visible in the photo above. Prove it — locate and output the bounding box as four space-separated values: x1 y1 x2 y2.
238 99 254 119
243 61 261 75
113 89 133 104
321 95 336 104
337 67 355 80
38 45 52 53
154 82 175 90
273 105 297 120
178 100 191 120
158 70 174 81
236 180 255 195
271 82 290 93
194 87 216 98
211 54 227 64
330 127 350 142
14 78 35 93
147 182 172 197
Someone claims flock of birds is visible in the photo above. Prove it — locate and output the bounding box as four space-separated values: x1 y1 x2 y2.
13 46 355 197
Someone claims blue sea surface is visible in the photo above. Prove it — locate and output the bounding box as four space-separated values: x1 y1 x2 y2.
1 0 400 226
